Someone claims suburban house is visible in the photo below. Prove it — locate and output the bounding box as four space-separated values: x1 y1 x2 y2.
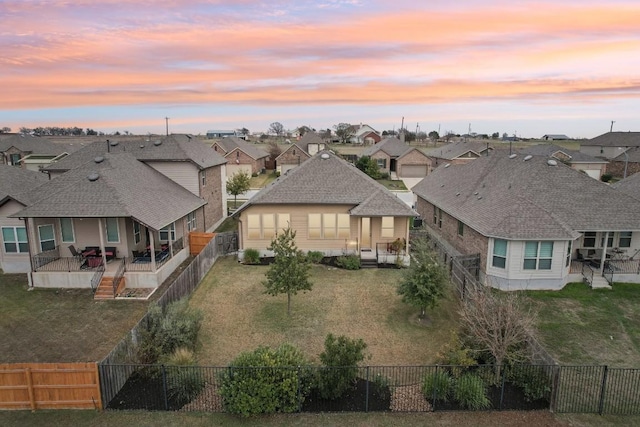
0 134 71 170
234 151 417 266
0 165 49 273
412 153 640 290
425 140 493 167
516 144 608 180
608 146 640 179
360 137 432 178
541 134 570 141
580 131 640 160
275 132 327 174
206 129 240 139
211 136 268 177
349 124 382 145
10 153 207 294
43 134 227 232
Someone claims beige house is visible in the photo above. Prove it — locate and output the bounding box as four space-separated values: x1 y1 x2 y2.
425 140 493 167
360 137 432 178
0 134 71 171
234 151 417 266
211 136 268 176
517 144 608 180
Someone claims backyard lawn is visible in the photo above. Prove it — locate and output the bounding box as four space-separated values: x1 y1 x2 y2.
190 257 459 366
0 273 149 363
526 282 640 367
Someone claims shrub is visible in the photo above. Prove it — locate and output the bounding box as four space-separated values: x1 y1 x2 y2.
422 370 453 402
336 254 360 270
275 171 281 177
372 372 390 401
437 331 477 379
252 172 259 177
316 334 368 400
306 251 324 264
163 348 205 404
507 365 552 402
601 173 613 183
243 248 261 265
219 343 310 416
137 299 203 364
453 374 491 410
379 172 390 180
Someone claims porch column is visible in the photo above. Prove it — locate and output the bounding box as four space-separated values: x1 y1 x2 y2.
599 231 610 276
149 231 157 272
169 224 174 257
98 219 107 267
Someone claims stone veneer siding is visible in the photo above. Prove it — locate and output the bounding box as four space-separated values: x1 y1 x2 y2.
608 160 640 178
415 197 489 270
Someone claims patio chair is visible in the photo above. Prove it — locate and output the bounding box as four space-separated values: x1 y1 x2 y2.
68 245 82 260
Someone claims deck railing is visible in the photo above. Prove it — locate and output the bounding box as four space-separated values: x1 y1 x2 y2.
112 258 126 297
90 264 105 293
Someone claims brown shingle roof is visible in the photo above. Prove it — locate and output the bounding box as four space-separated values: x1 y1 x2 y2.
0 165 49 205
361 137 412 158
214 136 268 160
582 132 640 147
613 172 640 202
0 134 69 156
235 151 416 217
424 140 490 161
412 153 640 239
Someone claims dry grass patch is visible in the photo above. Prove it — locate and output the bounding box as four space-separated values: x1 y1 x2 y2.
191 257 458 366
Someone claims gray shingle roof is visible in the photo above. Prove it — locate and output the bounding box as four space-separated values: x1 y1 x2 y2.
0 134 69 156
613 172 640 202
12 153 206 230
583 132 640 147
612 146 640 162
412 153 640 240
214 136 268 160
44 134 226 172
424 140 490 161
235 151 416 217
0 165 49 205
361 137 412 158
517 144 607 164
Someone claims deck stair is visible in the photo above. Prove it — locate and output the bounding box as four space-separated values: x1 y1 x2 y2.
94 276 126 300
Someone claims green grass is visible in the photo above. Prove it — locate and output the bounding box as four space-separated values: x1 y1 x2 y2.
214 216 238 233
525 282 640 366
377 179 408 190
249 170 278 188
0 273 149 362
190 257 459 366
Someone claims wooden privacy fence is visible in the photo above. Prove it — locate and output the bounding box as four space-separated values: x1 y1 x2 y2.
0 363 101 411
189 232 215 255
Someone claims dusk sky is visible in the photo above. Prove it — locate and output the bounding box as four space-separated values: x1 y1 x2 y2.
2 0 640 138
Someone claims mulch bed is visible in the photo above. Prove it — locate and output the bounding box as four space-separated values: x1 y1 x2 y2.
302 378 391 412
107 369 188 411
431 382 550 411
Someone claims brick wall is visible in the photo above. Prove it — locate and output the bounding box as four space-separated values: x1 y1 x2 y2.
200 165 224 231
608 160 640 178
227 149 263 174
415 197 489 269
277 146 309 166
397 149 432 173
370 151 391 174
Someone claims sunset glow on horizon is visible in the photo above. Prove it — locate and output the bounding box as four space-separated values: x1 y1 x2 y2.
2 0 640 138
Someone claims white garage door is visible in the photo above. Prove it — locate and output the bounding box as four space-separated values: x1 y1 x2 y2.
226 163 252 179
279 163 298 175
583 169 601 179
401 165 428 178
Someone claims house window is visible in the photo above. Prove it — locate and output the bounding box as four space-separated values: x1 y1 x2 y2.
60 218 75 243
201 171 206 186
492 239 507 269
457 220 464 237
236 151 240 159
619 231 632 248
601 233 614 248
323 214 336 238
308 214 321 238
9 153 21 166
106 218 120 243
159 223 176 241
376 158 386 168
308 213 350 239
433 207 443 228
248 213 290 239
248 214 260 239
2 226 28 253
262 214 275 239
337 214 350 238
214 145 218 151
566 241 572 267
381 217 394 238
38 224 55 252
583 232 596 247
524 241 553 270
133 222 141 244
187 212 197 231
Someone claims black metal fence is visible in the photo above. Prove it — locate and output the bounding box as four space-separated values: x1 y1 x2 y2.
98 363 640 415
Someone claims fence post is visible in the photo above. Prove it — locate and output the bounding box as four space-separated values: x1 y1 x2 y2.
365 366 370 413
162 365 169 411
25 367 36 411
598 365 609 415
432 365 438 411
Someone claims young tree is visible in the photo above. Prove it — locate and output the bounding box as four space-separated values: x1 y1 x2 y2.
428 131 440 141
397 237 449 319
268 121 285 137
1 127 11 133
267 140 281 163
355 156 380 179
333 123 353 144
226 171 251 209
263 227 312 316
458 286 536 376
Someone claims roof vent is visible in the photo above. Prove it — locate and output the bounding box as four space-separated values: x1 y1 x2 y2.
456 192 460 196
440 184 445 187
109 140 119 147
509 153 517 159
547 159 558 166
473 191 478 195
524 155 533 161
154 140 162 146
139 144 145 148
94 156 104 164
444 163 451 168
87 172 100 182
477 196 483 200
320 153 330 160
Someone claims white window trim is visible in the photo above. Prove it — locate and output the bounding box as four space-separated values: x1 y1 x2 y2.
2 226 28 254
523 241 553 271
59 218 75 243
187 212 197 231
492 239 507 269
159 223 176 241
133 222 141 244
38 224 56 252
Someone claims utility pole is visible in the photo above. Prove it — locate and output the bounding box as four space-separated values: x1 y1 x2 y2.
165 117 170 136
610 121 615 132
